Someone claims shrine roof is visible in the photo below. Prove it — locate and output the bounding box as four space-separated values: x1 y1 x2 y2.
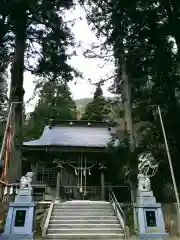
23 120 119 149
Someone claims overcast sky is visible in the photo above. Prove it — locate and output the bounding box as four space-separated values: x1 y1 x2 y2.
23 4 114 112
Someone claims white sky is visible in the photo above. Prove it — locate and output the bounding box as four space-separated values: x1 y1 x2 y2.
23 5 114 112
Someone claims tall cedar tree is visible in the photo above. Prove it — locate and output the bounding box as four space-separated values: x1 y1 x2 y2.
24 79 76 140
0 0 77 182
81 0 180 200
81 85 111 121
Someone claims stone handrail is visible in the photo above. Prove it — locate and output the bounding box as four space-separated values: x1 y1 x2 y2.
42 202 54 238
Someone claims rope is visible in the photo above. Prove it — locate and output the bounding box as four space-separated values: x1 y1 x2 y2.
66 162 96 170
66 158 96 197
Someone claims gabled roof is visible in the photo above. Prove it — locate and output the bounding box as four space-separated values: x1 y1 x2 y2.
23 120 118 149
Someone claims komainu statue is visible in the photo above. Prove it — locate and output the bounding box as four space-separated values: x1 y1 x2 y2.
20 172 34 190
138 173 151 191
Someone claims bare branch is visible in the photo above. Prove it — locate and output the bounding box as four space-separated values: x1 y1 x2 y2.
82 4 109 38
88 73 115 86
28 39 42 58
83 49 113 59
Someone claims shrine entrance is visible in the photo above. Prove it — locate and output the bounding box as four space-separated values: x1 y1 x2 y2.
66 157 95 200
55 153 106 201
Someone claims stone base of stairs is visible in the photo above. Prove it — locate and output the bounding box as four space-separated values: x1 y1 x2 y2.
45 233 124 239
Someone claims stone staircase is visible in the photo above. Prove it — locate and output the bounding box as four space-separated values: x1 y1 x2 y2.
45 200 125 239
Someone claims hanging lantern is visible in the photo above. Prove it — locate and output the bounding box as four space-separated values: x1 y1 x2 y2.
88 169 91 176
83 169 86 177
4 186 8 196
9 185 13 195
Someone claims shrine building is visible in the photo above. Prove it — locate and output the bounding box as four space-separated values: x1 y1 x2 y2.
22 120 128 202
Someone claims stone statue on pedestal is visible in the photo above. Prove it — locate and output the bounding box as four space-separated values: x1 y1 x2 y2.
137 152 158 192
19 172 34 190
138 173 151 192
0 172 36 240
134 152 168 239
138 152 158 181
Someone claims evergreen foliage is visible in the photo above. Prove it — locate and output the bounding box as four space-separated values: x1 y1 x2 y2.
81 85 111 121
80 0 180 198
0 0 78 181
24 79 77 139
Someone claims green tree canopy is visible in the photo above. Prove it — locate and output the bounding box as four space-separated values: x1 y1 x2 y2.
24 78 77 139
0 0 79 181
81 85 111 121
0 0 79 139
80 0 180 200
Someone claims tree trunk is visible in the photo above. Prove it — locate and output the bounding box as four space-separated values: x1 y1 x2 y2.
9 12 26 183
111 1 137 202
121 58 137 203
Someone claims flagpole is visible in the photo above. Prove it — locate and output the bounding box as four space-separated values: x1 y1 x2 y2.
0 103 13 165
157 105 180 236
0 102 22 165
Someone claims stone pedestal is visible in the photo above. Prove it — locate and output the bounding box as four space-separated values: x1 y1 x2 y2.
0 188 36 240
134 190 168 239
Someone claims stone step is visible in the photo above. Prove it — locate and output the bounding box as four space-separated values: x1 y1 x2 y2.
51 215 117 220
53 205 112 209
52 208 114 213
49 219 119 224
53 207 112 211
48 228 123 234
45 233 124 239
55 201 109 205
53 207 113 211
46 201 124 240
53 204 111 209
48 223 121 229
51 211 115 216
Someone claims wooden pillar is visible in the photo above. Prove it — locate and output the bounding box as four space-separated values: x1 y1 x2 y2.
55 169 61 201
99 165 106 201
30 162 38 184
56 162 63 201
55 162 63 201
101 170 105 200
